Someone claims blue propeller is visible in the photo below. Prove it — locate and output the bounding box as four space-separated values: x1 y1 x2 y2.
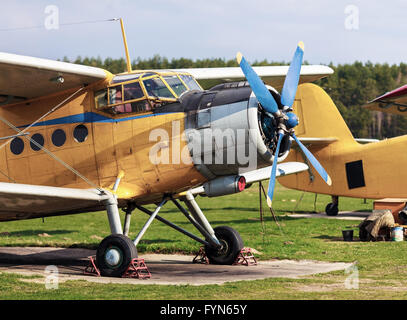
236 52 279 115
281 42 304 107
291 133 332 186
266 132 284 207
237 42 332 207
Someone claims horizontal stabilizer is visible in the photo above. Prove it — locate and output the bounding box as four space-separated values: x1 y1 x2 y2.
296 137 338 145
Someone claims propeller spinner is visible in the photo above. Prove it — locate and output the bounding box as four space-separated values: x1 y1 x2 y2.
237 42 332 207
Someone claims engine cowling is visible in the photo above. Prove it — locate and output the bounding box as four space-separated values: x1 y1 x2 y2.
180 82 291 180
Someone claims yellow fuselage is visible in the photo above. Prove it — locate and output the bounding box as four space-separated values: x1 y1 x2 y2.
0 82 206 204
279 83 407 199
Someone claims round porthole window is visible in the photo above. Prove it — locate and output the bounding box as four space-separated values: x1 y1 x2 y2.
30 133 44 151
52 129 66 147
73 124 88 143
10 137 24 155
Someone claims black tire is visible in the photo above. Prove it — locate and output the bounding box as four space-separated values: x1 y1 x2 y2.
205 226 244 265
325 203 339 216
96 234 138 277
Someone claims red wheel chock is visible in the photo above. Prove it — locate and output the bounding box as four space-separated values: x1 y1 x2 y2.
122 258 151 279
233 248 257 266
83 256 151 279
83 256 101 277
192 247 257 266
192 247 209 264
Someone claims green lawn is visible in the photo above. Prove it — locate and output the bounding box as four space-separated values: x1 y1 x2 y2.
0 182 406 300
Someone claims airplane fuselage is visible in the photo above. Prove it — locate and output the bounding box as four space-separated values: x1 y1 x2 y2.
0 72 284 217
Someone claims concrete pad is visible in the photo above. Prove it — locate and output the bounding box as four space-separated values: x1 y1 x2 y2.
287 211 371 221
0 247 352 286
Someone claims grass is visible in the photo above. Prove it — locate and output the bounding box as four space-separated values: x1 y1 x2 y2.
0 182 406 300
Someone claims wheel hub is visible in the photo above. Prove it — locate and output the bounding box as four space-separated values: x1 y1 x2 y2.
105 247 122 267
215 239 229 256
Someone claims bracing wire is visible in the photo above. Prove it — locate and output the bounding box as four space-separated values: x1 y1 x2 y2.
0 18 119 32
0 87 103 192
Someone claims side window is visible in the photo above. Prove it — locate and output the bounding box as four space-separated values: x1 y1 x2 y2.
10 137 24 155
113 100 152 114
124 82 144 101
95 89 108 109
109 85 122 105
30 133 44 151
73 124 88 143
52 129 66 147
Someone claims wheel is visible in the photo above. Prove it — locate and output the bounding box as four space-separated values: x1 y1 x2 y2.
96 234 138 277
205 226 244 265
325 203 339 216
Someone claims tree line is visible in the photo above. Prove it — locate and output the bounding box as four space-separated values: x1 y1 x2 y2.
65 55 407 139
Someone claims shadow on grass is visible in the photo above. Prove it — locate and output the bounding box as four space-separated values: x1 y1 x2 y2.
0 230 75 237
313 235 362 242
138 239 177 245
160 206 259 214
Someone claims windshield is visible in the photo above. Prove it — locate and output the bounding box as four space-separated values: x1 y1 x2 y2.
179 74 202 91
163 75 188 96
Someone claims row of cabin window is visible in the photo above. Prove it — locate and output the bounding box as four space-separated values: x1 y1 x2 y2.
10 125 88 155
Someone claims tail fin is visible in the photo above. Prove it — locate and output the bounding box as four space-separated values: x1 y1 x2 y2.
293 83 355 144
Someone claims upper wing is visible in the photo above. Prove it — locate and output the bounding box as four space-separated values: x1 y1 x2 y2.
172 65 333 90
189 162 308 196
0 52 110 104
0 182 111 222
363 84 407 115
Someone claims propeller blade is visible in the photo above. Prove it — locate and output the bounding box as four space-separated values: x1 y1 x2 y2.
266 132 284 207
236 52 279 115
292 133 332 186
280 41 304 107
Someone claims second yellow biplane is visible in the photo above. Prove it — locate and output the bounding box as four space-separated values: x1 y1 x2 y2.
279 82 407 216
0 25 333 276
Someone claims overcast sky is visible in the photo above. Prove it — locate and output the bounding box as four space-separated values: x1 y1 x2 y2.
0 0 406 65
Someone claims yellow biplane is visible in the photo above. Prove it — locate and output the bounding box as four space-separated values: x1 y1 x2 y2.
279 82 407 216
0 21 333 276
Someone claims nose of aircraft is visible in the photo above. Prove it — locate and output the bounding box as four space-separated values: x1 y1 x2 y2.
237 42 331 206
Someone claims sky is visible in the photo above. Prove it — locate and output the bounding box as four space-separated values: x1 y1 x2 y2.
0 0 407 65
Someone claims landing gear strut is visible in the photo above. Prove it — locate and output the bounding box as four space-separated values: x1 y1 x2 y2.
325 195 339 216
99 191 244 277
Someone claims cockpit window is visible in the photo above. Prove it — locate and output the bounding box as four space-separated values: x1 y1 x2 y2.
179 74 202 91
109 85 122 105
143 77 174 99
124 82 144 100
96 72 202 116
163 75 187 96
